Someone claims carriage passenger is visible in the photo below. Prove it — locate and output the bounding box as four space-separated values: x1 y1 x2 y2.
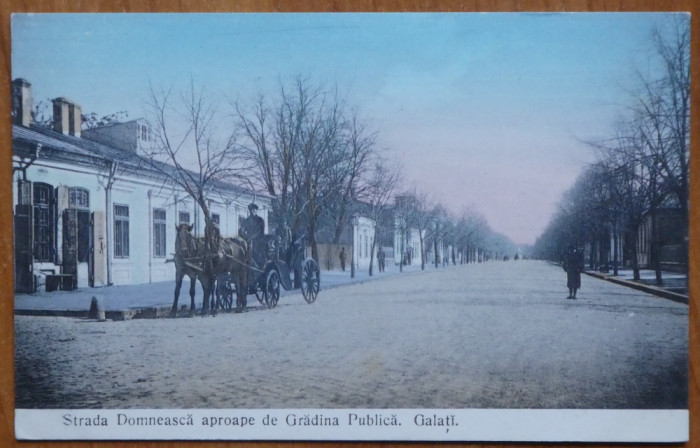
276 216 293 263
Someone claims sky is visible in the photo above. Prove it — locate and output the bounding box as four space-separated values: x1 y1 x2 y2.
11 12 679 245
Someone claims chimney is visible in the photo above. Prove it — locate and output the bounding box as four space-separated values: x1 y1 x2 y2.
52 97 82 137
70 103 82 138
11 78 33 127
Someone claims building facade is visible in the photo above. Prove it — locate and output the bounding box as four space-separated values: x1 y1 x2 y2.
12 79 269 293
636 208 687 272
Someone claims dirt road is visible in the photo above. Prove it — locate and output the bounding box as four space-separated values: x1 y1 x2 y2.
15 260 687 409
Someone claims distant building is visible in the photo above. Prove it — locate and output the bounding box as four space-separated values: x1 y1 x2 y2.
313 203 377 272
391 195 424 267
637 207 687 272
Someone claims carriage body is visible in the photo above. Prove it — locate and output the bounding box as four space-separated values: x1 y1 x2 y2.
217 233 320 310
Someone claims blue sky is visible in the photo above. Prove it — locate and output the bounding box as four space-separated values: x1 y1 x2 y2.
11 13 679 245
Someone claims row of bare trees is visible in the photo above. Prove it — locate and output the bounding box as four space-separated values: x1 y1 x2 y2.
392 189 516 272
233 77 402 264
32 72 512 277
143 76 401 266
534 15 689 284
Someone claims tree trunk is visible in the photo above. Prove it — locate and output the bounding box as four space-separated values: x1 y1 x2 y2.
434 237 439 268
419 236 425 270
600 229 609 273
332 199 348 244
612 223 619 276
680 197 689 286
651 208 663 285
630 225 640 281
308 210 319 265
589 235 597 271
399 230 404 273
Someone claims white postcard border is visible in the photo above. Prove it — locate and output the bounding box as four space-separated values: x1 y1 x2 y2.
16 408 689 442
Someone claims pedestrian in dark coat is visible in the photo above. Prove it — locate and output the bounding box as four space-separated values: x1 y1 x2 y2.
563 247 584 299
339 247 347 271
377 249 386 273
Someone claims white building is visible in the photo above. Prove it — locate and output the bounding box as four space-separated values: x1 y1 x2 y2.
351 216 376 271
12 78 269 292
393 225 423 266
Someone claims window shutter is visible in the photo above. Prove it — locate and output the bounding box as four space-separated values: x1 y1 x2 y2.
18 179 31 205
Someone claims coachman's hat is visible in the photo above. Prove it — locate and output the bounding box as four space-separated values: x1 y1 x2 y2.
248 203 259 211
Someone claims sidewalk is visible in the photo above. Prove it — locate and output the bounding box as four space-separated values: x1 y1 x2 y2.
584 268 688 304
14 262 430 319
17 262 687 319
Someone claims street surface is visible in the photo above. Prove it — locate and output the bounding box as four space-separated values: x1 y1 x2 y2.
15 260 687 409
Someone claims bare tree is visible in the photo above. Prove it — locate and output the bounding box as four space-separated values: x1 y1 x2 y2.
236 76 385 264
628 15 690 280
291 84 349 262
82 110 130 130
361 160 401 276
591 124 658 280
327 111 376 244
454 207 489 264
430 204 450 268
30 98 52 127
145 80 247 236
650 15 690 227
234 83 308 230
539 16 689 282
30 97 130 131
484 232 516 261
395 189 434 271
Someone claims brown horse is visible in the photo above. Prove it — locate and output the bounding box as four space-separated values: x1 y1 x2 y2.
200 223 249 315
171 224 205 317
172 222 249 316
209 236 249 315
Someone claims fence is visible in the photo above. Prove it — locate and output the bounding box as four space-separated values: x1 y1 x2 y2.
316 243 352 271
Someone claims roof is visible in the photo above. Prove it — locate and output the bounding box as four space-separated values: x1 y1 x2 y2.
12 123 267 201
13 123 136 163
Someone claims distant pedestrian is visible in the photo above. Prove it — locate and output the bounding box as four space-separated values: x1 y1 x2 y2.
563 247 584 299
377 249 386 273
339 247 346 271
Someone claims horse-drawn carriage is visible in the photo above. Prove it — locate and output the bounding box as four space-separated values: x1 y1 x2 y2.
171 223 320 316
217 233 321 310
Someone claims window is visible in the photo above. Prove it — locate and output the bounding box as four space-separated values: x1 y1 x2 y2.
153 208 166 258
33 182 55 262
69 187 89 209
211 213 220 225
179 211 190 225
139 123 150 142
67 187 90 262
114 204 129 258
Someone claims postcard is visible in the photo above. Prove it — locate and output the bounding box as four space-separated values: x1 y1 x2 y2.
11 12 689 442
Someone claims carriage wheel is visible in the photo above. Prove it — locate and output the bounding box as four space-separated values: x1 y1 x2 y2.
264 269 280 309
223 280 234 310
219 294 229 311
301 258 320 304
254 281 265 305
224 289 234 310
216 278 234 311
